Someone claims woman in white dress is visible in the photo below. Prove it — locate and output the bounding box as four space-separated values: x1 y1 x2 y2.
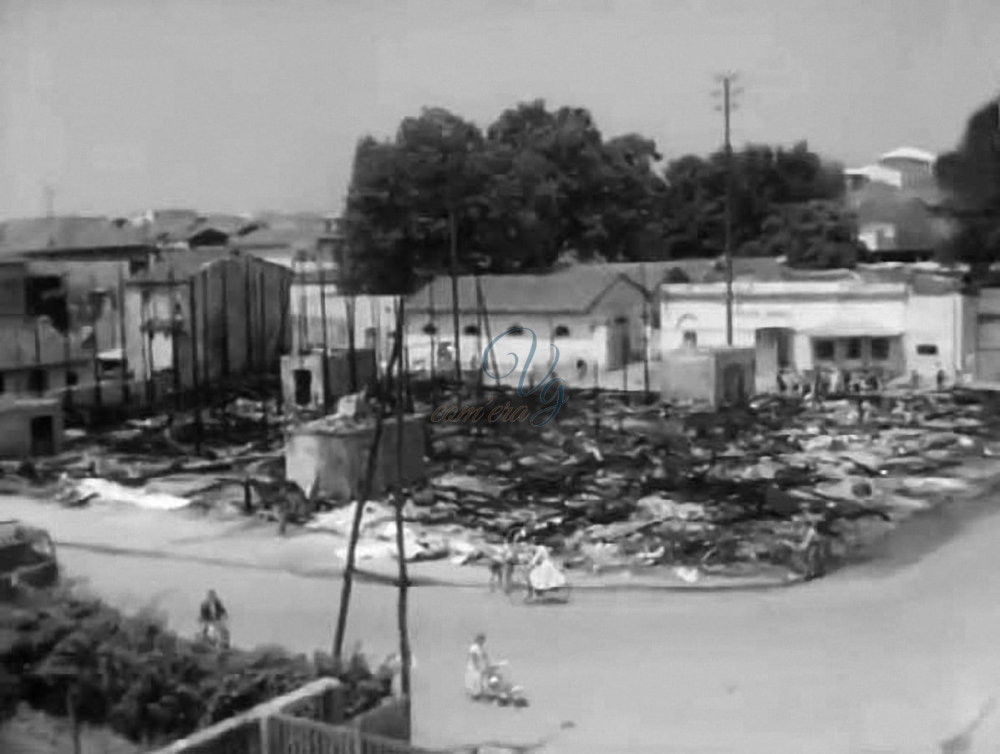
527 544 566 600
464 633 489 699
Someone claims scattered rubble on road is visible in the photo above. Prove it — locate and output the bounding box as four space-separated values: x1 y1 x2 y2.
3 387 999 582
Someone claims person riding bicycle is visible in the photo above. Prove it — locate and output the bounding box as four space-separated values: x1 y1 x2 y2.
199 589 228 640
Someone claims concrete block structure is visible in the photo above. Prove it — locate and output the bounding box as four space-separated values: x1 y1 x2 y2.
657 347 756 407
0 398 64 458
285 415 426 501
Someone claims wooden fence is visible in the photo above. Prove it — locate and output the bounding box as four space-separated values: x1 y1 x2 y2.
150 680 435 754
266 714 437 754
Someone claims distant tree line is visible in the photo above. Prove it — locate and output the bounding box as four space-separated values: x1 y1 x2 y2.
339 100 859 293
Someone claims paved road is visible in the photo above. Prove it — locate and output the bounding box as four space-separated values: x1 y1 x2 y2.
49 491 1000 754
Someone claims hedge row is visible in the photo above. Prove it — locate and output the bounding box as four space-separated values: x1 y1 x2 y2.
0 590 390 746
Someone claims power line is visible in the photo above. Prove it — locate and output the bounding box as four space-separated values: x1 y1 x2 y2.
713 72 742 346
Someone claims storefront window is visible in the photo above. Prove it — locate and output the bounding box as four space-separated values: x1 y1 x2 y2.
813 339 835 361
871 338 890 361
846 338 862 360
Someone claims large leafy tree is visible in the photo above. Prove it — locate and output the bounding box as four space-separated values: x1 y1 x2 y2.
761 200 863 269
935 99 1000 274
662 141 845 262
341 101 670 288
341 108 487 293
341 102 856 288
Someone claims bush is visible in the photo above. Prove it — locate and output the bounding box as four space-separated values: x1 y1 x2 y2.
0 592 389 746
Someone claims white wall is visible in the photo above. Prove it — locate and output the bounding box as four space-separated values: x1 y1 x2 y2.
904 293 967 377
405 310 614 384
290 284 398 366
660 280 967 380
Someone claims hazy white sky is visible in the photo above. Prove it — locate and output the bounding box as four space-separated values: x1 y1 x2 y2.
1 0 998 220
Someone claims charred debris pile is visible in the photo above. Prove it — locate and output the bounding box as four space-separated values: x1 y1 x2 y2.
410 387 997 575
3 385 998 577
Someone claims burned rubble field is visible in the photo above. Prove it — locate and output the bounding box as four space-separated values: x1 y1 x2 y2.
415 388 1000 578
4 387 1000 581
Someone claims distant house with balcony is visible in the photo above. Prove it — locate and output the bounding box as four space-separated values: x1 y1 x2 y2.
0 217 158 396
844 147 946 263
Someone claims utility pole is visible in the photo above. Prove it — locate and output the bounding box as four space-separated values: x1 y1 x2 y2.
448 207 462 391
714 72 741 346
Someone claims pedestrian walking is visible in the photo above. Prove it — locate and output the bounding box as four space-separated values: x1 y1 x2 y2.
465 633 489 700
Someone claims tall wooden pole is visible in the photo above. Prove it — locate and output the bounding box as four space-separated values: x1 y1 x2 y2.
448 207 462 390
244 258 254 377
117 265 131 408
219 263 232 440
276 278 291 417
32 319 41 385
168 270 181 421
91 297 103 413
189 276 204 454
474 273 484 403
332 308 404 663
140 290 152 408
63 330 73 412
476 280 500 384
320 264 331 412
428 282 438 405
716 72 740 346
347 294 358 393
257 269 267 372
391 297 412 709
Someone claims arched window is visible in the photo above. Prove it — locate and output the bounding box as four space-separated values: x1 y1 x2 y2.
508 325 525 336
554 325 570 337
422 323 438 335
463 324 480 336
576 359 588 377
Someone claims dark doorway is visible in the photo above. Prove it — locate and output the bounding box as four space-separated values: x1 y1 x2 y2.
722 363 747 405
293 369 312 406
30 415 56 457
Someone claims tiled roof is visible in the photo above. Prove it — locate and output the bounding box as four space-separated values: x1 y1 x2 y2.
237 219 328 250
407 265 648 314
129 248 294 285
0 216 149 256
128 248 237 284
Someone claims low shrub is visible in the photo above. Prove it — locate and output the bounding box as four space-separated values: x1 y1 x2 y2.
0 590 389 746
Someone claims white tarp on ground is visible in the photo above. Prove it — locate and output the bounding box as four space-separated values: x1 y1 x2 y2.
76 478 191 511
304 501 396 536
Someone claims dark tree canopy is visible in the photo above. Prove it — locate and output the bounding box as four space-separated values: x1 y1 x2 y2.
340 103 853 292
661 141 846 262
934 99 1000 272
